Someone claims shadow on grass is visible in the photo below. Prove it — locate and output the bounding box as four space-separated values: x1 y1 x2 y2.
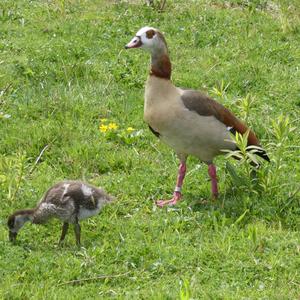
184 186 299 230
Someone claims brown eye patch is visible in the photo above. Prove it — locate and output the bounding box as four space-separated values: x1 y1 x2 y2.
146 29 156 39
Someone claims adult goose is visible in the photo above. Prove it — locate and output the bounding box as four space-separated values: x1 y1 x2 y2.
7 180 114 245
125 26 269 207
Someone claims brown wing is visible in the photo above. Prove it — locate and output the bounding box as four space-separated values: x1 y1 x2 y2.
181 90 270 162
181 90 260 146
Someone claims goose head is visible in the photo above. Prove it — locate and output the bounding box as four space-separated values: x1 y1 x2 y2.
125 26 168 55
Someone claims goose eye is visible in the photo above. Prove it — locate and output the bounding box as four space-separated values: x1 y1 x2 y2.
125 36 142 49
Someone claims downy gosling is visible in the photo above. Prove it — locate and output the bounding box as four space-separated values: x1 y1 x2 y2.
7 180 114 245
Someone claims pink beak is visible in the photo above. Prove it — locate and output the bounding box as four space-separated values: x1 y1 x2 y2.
125 36 142 49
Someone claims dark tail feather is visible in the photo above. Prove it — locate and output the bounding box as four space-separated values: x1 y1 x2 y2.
229 127 270 163
248 149 269 180
247 148 270 171
254 148 270 162
233 145 270 164
231 145 269 169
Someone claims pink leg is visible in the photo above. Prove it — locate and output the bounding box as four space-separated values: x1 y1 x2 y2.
156 161 186 207
208 164 218 199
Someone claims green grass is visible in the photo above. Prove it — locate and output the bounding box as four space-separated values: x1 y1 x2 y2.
0 0 300 298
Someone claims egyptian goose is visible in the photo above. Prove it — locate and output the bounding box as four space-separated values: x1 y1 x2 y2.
7 180 114 245
125 26 269 207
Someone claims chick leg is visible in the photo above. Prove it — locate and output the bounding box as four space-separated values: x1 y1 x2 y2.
59 222 69 244
74 219 81 246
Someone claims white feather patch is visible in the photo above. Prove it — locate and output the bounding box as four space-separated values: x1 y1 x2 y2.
39 202 56 211
81 184 92 197
136 26 155 37
63 183 70 195
78 202 102 220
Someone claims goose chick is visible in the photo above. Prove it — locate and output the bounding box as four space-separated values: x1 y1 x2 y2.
7 180 114 245
125 27 269 206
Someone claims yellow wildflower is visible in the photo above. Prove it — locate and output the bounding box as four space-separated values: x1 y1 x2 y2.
99 124 108 133
108 122 118 130
126 127 135 132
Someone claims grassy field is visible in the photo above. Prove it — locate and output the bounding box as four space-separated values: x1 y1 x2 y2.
0 0 300 298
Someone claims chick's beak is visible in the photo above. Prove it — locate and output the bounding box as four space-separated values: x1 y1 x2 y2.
125 36 142 49
9 231 17 242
